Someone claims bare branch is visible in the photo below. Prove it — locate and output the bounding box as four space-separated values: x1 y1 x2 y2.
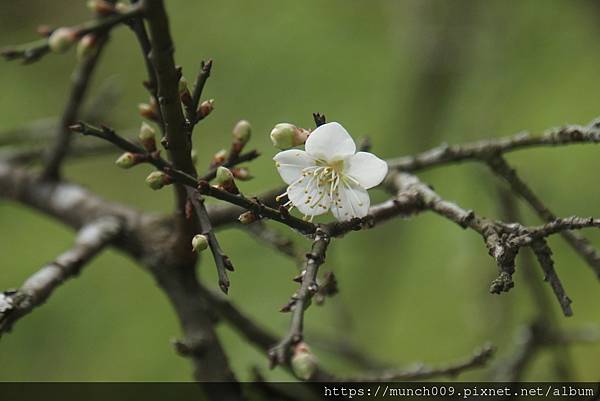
0 217 121 335
340 344 495 382
388 119 600 172
269 227 331 367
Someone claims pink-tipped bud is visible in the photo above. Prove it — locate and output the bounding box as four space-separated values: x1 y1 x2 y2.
76 34 98 61
270 123 310 150
291 342 318 381
196 99 214 120
138 122 157 152
238 211 258 224
232 120 251 145
138 103 158 122
115 152 138 169
231 167 252 181
87 0 116 16
211 149 227 167
48 27 77 53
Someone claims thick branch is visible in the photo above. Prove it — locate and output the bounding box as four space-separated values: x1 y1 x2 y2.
0 217 121 335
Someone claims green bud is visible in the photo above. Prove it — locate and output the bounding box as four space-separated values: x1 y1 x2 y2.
191 234 209 252
145 171 170 190
232 120 251 145
48 27 77 53
178 77 189 96
214 166 234 185
76 34 97 61
138 122 157 151
190 149 198 165
270 123 309 150
115 152 136 169
291 343 318 381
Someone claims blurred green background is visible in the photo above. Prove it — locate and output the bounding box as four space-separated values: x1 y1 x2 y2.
1 0 599 381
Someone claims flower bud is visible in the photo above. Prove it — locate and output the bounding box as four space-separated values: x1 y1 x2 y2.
190 149 198 165
214 166 234 185
145 171 171 190
232 120 251 145
138 122 157 152
115 2 132 13
291 343 318 381
270 123 310 150
48 27 77 53
211 149 227 167
231 167 252 181
138 103 158 121
76 34 97 61
191 234 209 253
238 211 258 224
115 152 137 169
214 166 239 194
178 77 192 108
196 99 214 121
87 0 115 16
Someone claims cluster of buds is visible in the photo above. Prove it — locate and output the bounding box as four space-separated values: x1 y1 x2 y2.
138 122 157 152
270 123 310 150
191 234 209 253
48 27 78 53
76 34 98 61
138 97 160 122
145 171 173 190
291 342 318 381
213 167 239 194
196 99 215 121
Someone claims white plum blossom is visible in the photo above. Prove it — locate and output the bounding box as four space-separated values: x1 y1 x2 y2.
273 122 388 222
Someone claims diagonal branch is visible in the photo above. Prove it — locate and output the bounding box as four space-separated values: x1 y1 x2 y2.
41 37 108 180
485 154 600 278
269 227 331 367
186 188 234 293
0 217 121 335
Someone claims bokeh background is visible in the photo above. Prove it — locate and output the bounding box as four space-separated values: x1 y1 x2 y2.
1 0 599 381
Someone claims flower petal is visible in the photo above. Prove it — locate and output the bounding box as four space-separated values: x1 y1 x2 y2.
330 179 370 221
286 169 332 217
343 151 389 189
305 122 356 162
274 149 316 185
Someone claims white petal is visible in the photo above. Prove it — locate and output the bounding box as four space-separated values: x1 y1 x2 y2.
343 151 389 189
286 169 332 217
330 179 370 221
305 122 356 162
274 149 315 185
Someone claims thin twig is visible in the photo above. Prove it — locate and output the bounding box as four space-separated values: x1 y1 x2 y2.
269 227 331 367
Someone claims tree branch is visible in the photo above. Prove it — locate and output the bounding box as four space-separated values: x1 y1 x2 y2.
269 227 331 367
0 217 121 335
